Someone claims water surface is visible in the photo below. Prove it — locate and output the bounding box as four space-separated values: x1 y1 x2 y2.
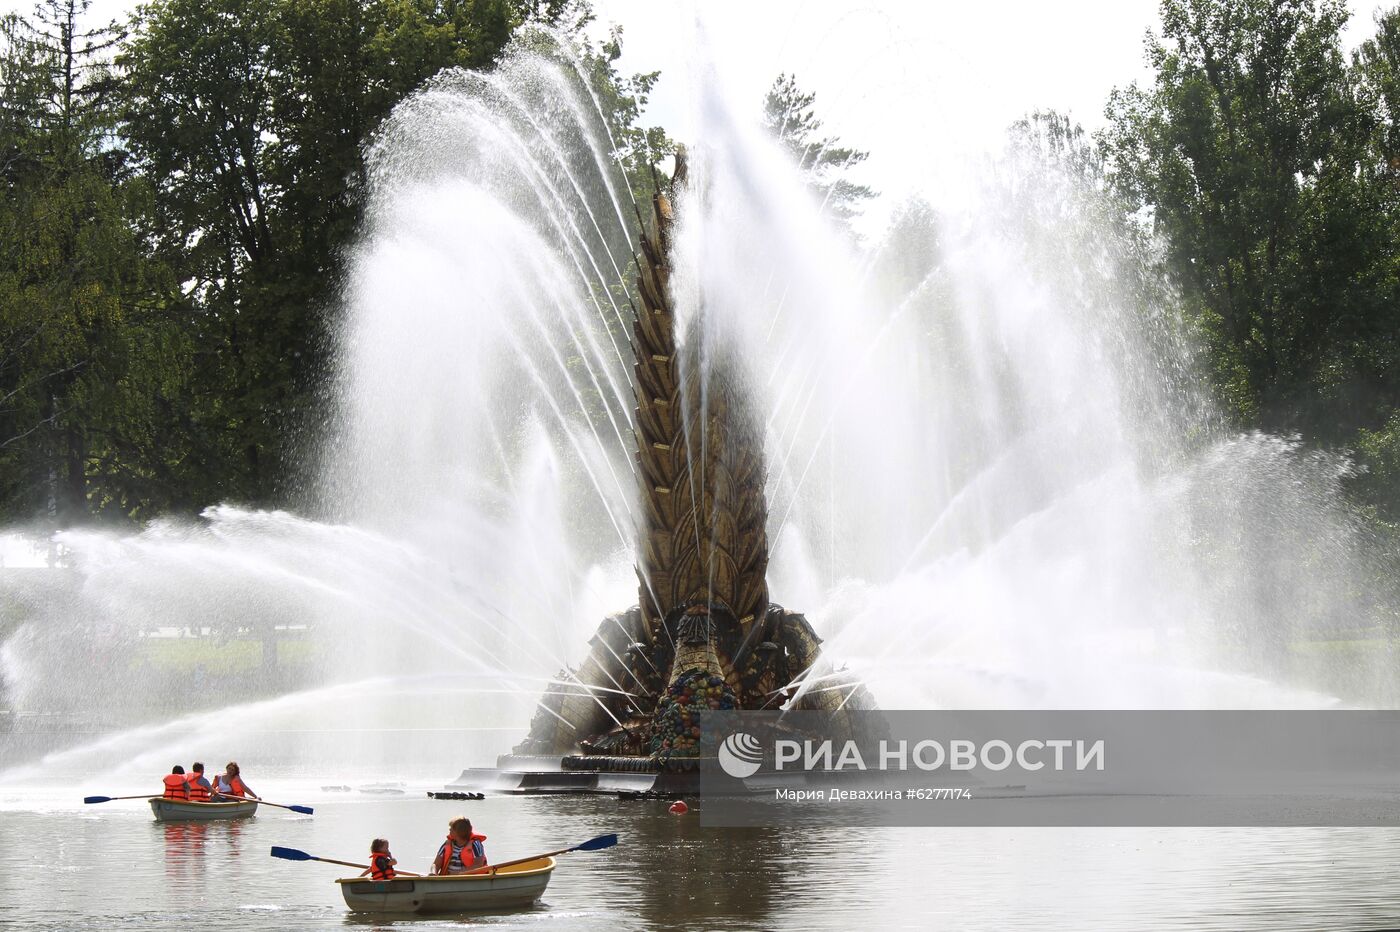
3 779 1400 930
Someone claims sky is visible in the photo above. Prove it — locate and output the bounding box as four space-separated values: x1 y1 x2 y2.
586 0 1389 225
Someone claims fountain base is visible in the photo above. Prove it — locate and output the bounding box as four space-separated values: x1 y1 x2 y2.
456 600 874 795
445 762 683 795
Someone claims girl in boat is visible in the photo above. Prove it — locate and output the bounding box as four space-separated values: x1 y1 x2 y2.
211 761 259 801
432 817 487 874
359 838 397 880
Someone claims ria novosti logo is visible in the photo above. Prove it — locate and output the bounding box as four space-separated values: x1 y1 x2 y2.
716 729 1107 778
718 732 764 778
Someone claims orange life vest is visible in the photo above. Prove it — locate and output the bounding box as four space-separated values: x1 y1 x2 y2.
185 773 211 801
162 773 189 800
435 833 487 873
368 851 395 880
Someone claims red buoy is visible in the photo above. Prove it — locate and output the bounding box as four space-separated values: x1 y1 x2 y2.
669 800 688 814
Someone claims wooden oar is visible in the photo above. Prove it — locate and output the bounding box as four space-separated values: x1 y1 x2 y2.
83 794 157 804
270 846 422 877
218 796 314 815
465 833 618 875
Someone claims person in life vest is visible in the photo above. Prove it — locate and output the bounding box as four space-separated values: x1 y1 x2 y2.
211 761 258 801
358 838 397 880
162 765 190 800
432 817 486 874
185 762 213 801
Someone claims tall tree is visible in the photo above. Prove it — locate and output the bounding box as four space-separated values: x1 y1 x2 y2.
1345 5 1400 523
1103 0 1399 439
762 73 873 227
117 0 531 506
0 0 671 524
0 1 177 525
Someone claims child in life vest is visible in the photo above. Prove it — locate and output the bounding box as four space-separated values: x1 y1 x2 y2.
359 838 396 880
432 817 487 874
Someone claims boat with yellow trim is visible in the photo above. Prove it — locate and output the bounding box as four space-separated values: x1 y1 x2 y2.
336 857 555 914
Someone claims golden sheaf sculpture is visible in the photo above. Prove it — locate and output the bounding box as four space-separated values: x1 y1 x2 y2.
513 153 874 770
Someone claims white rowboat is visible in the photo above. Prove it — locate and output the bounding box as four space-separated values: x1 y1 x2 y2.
336 857 555 914
148 797 259 822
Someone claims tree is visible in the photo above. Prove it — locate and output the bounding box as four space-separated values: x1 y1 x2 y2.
117 0 534 506
762 73 873 227
0 0 675 524
1346 5 1400 523
0 1 179 525
588 23 668 203
1102 0 1399 440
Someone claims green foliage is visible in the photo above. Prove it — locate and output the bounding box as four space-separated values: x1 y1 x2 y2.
1354 411 1400 525
116 0 532 504
762 73 873 226
1102 0 1400 526
1103 0 1400 444
0 1 184 524
0 0 664 526
593 24 669 201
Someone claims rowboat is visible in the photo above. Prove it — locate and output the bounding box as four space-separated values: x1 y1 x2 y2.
148 797 259 822
336 857 555 914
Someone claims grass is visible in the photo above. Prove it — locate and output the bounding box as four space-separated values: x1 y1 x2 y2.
1287 636 1399 655
136 635 319 675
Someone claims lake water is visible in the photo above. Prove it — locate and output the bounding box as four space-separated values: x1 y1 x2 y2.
4 777 1400 930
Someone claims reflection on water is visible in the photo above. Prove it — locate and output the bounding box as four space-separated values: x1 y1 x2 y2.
162 820 247 884
163 821 208 881
3 786 1400 930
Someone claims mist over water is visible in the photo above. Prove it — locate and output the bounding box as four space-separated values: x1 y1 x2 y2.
0 25 1389 782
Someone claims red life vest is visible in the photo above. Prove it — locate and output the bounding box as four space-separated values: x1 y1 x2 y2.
435 833 487 873
185 773 211 801
368 851 395 880
162 773 189 800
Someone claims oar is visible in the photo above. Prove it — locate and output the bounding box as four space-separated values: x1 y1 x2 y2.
466 833 618 875
229 797 314 815
83 794 158 804
270 846 422 877
84 793 311 814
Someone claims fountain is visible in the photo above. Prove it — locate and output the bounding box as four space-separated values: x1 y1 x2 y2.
0 27 1392 788
473 149 876 791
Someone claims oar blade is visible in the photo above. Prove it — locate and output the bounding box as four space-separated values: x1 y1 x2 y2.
289 805 314 815
82 796 112 804
270 846 314 861
575 833 618 852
